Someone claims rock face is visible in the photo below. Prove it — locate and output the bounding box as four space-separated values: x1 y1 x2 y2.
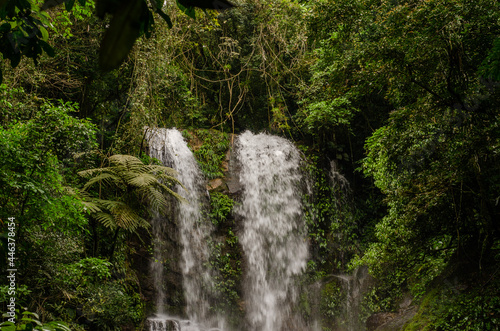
129 218 184 316
366 306 418 331
366 313 397 331
206 141 242 195
207 178 225 191
367 292 417 331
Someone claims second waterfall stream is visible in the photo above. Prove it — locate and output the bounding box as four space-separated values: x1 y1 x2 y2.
235 131 309 331
146 129 311 331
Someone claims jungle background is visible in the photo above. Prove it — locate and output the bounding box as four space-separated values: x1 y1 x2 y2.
1 0 499 330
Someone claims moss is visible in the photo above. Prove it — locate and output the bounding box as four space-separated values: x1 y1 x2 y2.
320 281 343 327
403 288 440 331
403 262 500 331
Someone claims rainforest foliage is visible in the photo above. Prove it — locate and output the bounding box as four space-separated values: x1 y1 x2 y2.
1 0 499 330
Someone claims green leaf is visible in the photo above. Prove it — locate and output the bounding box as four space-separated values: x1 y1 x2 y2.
99 0 147 70
21 318 43 326
0 22 10 32
43 321 71 331
176 0 196 19
65 0 75 11
39 25 49 41
0 324 16 331
156 8 173 29
39 40 55 57
23 311 40 319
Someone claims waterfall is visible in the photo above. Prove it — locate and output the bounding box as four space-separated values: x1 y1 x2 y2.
235 131 309 331
147 128 222 330
334 266 370 331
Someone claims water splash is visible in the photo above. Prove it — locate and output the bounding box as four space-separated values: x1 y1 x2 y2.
146 315 181 331
235 131 309 331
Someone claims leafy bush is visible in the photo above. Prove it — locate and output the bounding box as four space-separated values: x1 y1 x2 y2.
191 129 230 179
209 192 234 227
0 310 71 331
79 282 144 330
433 294 500 330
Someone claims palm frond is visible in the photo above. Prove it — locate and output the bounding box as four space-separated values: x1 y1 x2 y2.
81 199 102 213
63 186 102 213
111 203 149 231
109 155 145 172
155 172 184 188
93 198 122 211
143 165 178 177
89 198 149 231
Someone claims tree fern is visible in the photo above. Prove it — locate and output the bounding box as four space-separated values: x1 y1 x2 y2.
77 154 183 232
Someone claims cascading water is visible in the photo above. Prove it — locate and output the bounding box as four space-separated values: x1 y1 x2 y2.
147 128 223 330
326 160 371 331
235 131 309 331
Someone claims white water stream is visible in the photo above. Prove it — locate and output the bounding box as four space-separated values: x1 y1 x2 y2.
147 128 222 330
146 129 318 331
235 131 309 331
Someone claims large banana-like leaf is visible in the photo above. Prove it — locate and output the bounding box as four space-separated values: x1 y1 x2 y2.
99 0 147 71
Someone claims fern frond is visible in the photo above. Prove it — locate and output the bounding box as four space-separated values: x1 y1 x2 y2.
156 182 186 203
82 172 123 190
126 173 158 188
140 186 169 212
94 212 117 230
78 167 109 178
